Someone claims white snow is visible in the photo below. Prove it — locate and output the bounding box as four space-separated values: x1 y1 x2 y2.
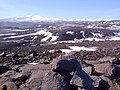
39 30 59 42
108 36 120 41
84 38 105 41
66 31 74 35
28 62 39 65
60 49 73 53
114 32 120 37
80 31 85 37
5 29 59 42
69 46 97 52
60 46 97 53
32 36 38 40
12 29 30 32
0 33 16 36
48 26 52 28
91 32 103 38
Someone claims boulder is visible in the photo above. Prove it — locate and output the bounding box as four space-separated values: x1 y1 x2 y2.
112 58 120 65
100 76 120 90
82 66 92 75
0 77 13 90
0 66 10 75
41 71 71 90
52 56 78 73
91 76 101 88
71 64 97 90
94 63 113 76
0 70 21 79
24 70 46 90
99 56 115 63
14 72 31 88
3 81 17 90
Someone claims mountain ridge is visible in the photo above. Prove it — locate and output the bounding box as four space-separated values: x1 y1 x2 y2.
0 15 116 22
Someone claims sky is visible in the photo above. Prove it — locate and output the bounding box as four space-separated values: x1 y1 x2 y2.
0 0 120 19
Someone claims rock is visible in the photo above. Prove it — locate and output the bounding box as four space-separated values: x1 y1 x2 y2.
0 77 13 85
19 86 30 90
100 76 120 90
82 66 92 75
39 59 50 64
94 63 113 76
0 66 10 75
6 53 14 57
70 72 83 87
25 70 46 90
112 58 120 65
0 70 21 79
52 56 78 73
14 72 31 88
99 56 115 63
71 64 97 90
84 60 100 66
20 64 51 74
91 76 101 88
3 81 17 90
41 71 71 90
110 65 120 80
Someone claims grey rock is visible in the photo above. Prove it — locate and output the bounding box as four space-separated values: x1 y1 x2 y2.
52 56 78 72
0 66 10 75
41 71 71 90
91 76 101 87
100 76 120 90
0 70 21 79
112 58 120 65
82 66 92 75
3 81 17 90
71 64 97 90
99 56 115 63
0 77 13 85
94 63 113 76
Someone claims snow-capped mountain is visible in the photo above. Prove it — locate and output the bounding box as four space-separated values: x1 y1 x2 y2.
0 15 74 22
0 15 113 22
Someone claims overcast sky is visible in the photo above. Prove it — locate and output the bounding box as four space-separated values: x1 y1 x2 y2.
0 0 120 19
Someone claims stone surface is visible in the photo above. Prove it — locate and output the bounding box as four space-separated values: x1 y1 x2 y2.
0 66 10 75
4 81 17 90
94 63 113 76
41 71 71 90
52 56 78 72
71 64 97 90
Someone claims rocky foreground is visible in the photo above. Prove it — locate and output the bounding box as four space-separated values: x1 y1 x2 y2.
0 53 120 90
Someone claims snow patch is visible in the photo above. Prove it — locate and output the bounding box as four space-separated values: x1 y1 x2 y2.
60 46 97 53
80 31 85 37
69 46 97 52
60 49 73 53
108 36 120 40
91 32 103 38
28 62 39 65
66 31 74 35
0 33 16 36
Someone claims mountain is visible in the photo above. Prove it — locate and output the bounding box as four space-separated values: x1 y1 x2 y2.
0 15 73 22
0 15 113 22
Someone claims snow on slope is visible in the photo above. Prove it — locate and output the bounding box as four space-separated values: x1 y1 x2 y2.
5 29 59 42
